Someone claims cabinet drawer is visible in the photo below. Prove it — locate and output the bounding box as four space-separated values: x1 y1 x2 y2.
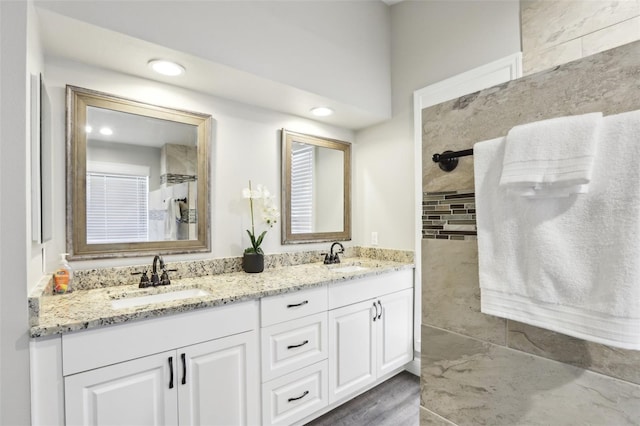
262 360 328 426
62 300 258 376
328 269 413 310
261 312 327 382
261 285 327 326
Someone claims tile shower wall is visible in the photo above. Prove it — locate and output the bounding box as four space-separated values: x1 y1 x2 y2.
420 41 640 425
521 0 640 75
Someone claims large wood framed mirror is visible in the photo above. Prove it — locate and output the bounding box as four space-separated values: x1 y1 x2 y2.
67 86 211 259
281 129 351 244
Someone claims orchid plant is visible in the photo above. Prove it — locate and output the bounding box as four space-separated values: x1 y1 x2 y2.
243 181 280 255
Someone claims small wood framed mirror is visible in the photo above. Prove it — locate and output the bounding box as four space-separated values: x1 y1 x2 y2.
281 129 351 244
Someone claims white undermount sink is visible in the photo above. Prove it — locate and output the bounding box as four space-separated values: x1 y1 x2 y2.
328 264 370 273
111 288 210 310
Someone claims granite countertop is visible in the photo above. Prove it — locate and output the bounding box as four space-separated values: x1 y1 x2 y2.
30 257 414 338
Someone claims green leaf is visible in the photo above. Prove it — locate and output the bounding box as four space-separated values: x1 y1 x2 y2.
255 230 267 248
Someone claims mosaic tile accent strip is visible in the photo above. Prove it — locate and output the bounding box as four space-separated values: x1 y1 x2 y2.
423 190 476 240
160 174 197 185
187 208 197 224
149 209 196 223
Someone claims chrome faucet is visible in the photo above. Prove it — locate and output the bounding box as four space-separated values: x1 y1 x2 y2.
323 242 344 264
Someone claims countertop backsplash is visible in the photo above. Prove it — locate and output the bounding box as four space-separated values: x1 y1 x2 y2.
63 246 413 292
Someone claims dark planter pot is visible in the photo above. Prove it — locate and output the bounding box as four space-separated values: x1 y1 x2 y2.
242 252 264 273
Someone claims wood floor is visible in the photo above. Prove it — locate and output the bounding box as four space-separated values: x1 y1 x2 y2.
305 371 420 426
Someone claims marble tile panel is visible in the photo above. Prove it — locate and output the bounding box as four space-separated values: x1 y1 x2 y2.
521 0 640 52
421 325 640 426
162 144 197 176
522 38 583 76
507 320 640 385
422 41 640 192
582 16 640 57
422 239 505 345
420 407 456 426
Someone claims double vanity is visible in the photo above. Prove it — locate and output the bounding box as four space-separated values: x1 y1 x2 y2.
30 255 415 426
27 85 415 425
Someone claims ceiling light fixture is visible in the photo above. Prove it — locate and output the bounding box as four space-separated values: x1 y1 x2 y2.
148 59 186 76
99 127 113 136
310 106 334 117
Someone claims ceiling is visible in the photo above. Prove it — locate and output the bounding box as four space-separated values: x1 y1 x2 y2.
36 7 388 130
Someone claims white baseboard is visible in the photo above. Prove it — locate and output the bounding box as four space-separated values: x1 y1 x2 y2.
404 351 420 376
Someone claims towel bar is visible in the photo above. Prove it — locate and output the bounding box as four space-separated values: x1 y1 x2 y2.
432 148 474 172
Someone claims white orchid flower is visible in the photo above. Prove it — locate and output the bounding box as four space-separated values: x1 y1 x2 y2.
243 180 280 252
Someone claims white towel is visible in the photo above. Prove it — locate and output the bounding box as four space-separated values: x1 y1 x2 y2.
164 198 181 240
500 112 602 197
474 109 640 350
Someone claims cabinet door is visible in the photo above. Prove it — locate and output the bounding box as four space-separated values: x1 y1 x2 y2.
377 288 414 376
178 330 259 426
328 299 377 404
64 350 178 426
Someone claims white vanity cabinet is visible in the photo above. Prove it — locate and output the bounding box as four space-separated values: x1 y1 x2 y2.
260 285 329 426
30 267 414 426
327 269 414 404
62 301 260 426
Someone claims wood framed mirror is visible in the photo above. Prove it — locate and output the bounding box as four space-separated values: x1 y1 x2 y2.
66 86 211 259
281 129 351 244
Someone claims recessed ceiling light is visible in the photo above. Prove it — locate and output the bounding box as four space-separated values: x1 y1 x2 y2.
310 106 334 117
85 125 93 134
148 59 185 76
99 127 113 136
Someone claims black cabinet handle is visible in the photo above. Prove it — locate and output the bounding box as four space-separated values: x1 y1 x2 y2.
288 390 309 402
287 340 309 350
373 302 378 322
181 353 187 385
287 300 309 308
377 300 382 320
168 356 174 389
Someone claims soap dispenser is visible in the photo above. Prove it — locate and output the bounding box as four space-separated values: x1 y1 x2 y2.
53 253 73 294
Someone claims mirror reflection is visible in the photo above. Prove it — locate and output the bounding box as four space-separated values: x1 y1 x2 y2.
86 107 198 243
67 86 211 259
282 130 351 244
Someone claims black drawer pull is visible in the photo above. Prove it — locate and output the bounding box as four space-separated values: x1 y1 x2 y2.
287 300 309 308
288 390 309 402
372 302 378 322
377 300 382 320
181 353 187 385
168 356 174 389
287 340 309 350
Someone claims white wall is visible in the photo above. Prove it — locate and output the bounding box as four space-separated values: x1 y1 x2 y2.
45 59 355 272
0 1 37 423
354 0 521 250
35 0 392 119
87 141 162 191
314 147 344 233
